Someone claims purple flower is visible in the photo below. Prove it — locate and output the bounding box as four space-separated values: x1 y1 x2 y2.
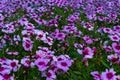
56 60 72 72
22 37 33 51
0 67 10 75
101 69 117 80
63 24 77 34
91 71 101 80
109 35 120 42
103 45 112 52
67 13 79 23
83 22 94 31
46 70 56 80
77 47 94 59
83 36 93 44
0 14 4 21
7 59 20 72
103 28 112 34
113 26 120 32
44 37 53 45
35 58 50 71
107 54 119 64
35 30 46 41
112 43 120 53
0 74 14 80
56 33 66 40
21 58 34 68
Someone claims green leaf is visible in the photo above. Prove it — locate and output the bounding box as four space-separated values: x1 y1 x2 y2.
101 60 110 69
71 73 78 80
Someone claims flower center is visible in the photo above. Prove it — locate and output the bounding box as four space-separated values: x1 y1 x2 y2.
26 43 30 48
116 45 120 50
106 72 113 79
61 62 67 66
0 67 4 71
11 62 16 67
47 72 52 77
113 36 118 40
38 61 45 65
83 49 89 55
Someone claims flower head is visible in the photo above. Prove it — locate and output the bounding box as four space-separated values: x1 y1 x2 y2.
35 58 50 71
101 69 117 80
112 43 120 53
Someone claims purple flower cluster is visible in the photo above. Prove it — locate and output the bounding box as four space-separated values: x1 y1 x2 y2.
0 0 120 80
91 68 119 80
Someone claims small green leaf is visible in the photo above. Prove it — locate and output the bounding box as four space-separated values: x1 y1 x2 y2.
101 60 110 69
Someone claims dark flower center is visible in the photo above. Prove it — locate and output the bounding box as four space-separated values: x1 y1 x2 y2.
11 62 16 67
106 29 110 31
47 38 51 42
3 74 10 79
106 72 113 79
38 61 45 65
58 34 63 37
25 60 31 65
38 34 43 38
26 43 30 48
113 36 118 40
116 45 120 50
0 67 4 71
61 62 67 66
83 49 89 55
47 72 52 77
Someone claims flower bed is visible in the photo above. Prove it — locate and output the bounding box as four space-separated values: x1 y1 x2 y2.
0 0 120 80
